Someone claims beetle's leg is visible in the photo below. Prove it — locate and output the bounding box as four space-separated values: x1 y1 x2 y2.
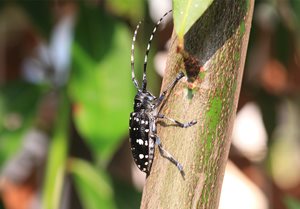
155 135 185 178
147 135 155 172
153 72 185 109
157 113 197 128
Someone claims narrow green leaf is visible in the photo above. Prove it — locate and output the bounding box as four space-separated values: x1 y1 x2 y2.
42 91 70 209
173 0 214 39
70 158 116 209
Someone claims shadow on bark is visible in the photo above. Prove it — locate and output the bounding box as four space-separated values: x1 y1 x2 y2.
185 0 247 65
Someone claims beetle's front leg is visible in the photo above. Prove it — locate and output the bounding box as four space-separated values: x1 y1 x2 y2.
153 72 185 109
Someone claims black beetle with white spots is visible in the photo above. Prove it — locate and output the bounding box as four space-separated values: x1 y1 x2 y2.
129 10 197 178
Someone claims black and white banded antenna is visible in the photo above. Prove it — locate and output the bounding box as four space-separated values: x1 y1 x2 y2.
131 21 142 90
141 10 172 91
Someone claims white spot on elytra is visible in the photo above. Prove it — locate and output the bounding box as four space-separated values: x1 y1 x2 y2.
139 154 144 159
145 162 148 165
145 129 149 133
145 155 149 158
145 121 149 125
136 139 143 145
141 120 145 124
145 141 148 146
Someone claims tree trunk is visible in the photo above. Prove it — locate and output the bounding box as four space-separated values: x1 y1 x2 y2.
140 0 254 208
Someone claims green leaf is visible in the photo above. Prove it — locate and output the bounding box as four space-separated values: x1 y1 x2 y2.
42 91 70 209
173 0 214 39
69 4 135 163
70 158 116 209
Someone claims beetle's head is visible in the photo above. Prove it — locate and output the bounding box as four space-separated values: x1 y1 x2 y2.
134 90 155 112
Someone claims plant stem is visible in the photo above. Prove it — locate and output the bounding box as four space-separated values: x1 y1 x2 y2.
140 0 254 208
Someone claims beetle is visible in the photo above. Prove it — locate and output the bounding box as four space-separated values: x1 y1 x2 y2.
129 10 197 177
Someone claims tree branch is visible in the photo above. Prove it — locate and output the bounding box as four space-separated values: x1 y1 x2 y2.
140 0 254 208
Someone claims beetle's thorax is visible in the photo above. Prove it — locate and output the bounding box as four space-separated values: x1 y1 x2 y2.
134 90 156 112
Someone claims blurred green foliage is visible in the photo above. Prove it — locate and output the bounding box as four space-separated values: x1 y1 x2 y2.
42 90 69 209
69 3 135 164
284 196 300 209
106 0 145 20
70 158 117 209
0 1 146 209
16 0 53 37
0 82 45 165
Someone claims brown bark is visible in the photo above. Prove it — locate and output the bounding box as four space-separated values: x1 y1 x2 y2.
140 0 255 208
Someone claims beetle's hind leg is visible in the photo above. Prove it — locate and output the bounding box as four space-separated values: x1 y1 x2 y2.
154 135 185 178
